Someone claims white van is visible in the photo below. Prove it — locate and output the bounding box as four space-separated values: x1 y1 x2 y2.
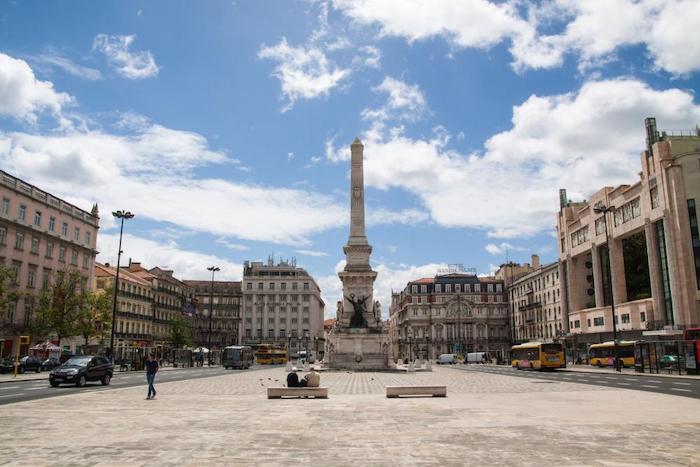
437 354 456 365
465 352 487 364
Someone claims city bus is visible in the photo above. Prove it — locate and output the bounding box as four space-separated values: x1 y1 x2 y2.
589 341 636 368
222 346 254 370
255 344 288 365
511 342 565 370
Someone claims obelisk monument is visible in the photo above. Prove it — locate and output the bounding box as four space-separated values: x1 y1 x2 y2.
326 138 389 370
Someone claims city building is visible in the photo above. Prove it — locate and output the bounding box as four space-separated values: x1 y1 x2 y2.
183 279 241 349
389 272 511 362
126 262 194 355
95 262 154 360
509 257 564 343
241 258 324 358
0 170 99 357
494 259 539 287
557 118 700 356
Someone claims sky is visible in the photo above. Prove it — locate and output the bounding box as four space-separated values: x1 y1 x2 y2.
1 0 700 317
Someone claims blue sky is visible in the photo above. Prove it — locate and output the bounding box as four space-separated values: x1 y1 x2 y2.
1 0 700 316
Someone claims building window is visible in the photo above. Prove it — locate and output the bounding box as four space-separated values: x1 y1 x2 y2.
246 282 252 290
71 250 78 265
268 329 274 338
257 282 263 290
49 216 55 232
281 282 286 290
593 317 604 326
85 231 91 246
621 314 630 324
269 282 275 290
421 285 427 293
687 199 700 290
34 211 42 227
279 329 286 338
640 311 646 322
82 255 89 269
245 329 251 338
445 284 452 293
574 320 580 328
614 197 641 226
14 232 24 250
595 217 606 236
61 222 68 237
411 285 417 293
435 284 441 293
59 246 66 262
10 262 20 285
650 186 659 209
27 268 36 288
18 204 26 222
1 198 9 216
30 237 39 254
303 282 309 290
587 318 591 327
571 226 589 247
74 227 80 241
0 226 6 245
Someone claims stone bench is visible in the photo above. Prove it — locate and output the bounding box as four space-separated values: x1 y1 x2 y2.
386 385 447 398
267 387 329 399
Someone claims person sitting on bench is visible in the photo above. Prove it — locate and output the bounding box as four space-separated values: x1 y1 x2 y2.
286 367 301 387
300 367 320 388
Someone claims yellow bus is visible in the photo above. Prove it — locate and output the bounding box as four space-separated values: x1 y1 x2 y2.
589 341 636 368
511 342 565 370
255 344 288 365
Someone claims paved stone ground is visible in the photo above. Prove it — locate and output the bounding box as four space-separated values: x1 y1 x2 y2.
1 366 699 466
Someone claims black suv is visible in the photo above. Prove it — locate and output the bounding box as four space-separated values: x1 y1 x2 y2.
0 356 42 374
49 355 114 387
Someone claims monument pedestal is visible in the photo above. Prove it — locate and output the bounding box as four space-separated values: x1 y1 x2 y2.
327 328 389 371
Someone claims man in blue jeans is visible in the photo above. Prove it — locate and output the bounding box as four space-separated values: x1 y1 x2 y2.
145 353 159 400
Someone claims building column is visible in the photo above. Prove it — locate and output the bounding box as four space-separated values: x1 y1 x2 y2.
609 236 628 304
557 260 569 333
644 219 666 324
562 257 574 325
590 243 605 308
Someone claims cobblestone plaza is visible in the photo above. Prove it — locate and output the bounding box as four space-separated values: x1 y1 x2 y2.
2 366 700 466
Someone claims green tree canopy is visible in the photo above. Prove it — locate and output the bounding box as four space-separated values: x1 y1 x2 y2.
168 314 192 349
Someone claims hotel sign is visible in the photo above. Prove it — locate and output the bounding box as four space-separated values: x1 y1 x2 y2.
437 264 476 275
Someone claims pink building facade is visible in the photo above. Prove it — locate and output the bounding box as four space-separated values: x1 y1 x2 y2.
0 170 99 356
557 119 700 353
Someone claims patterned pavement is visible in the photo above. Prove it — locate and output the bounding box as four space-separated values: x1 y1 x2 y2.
1 366 699 466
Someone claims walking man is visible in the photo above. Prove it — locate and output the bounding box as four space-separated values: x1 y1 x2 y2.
145 353 159 400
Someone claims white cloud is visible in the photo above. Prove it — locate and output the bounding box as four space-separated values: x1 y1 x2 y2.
93 34 159 79
485 242 520 256
332 0 527 49
332 0 700 75
362 76 429 122
336 78 700 238
296 249 329 257
30 53 103 81
216 238 250 251
97 233 243 281
0 53 72 124
366 207 429 225
258 38 351 112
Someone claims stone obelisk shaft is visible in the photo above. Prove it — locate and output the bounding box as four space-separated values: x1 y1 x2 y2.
343 138 372 271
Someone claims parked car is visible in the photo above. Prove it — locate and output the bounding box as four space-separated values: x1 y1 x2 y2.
1 356 43 374
659 355 679 368
0 358 17 374
41 357 61 371
49 355 114 387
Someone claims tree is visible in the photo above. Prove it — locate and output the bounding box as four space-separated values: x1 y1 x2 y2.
0 265 21 322
29 270 90 347
76 285 113 350
168 314 192 349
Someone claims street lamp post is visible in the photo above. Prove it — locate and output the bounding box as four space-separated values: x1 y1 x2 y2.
109 210 134 362
207 266 220 366
593 202 620 372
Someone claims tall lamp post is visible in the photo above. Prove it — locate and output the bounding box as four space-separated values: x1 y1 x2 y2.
109 210 134 362
593 202 620 372
207 266 220 366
